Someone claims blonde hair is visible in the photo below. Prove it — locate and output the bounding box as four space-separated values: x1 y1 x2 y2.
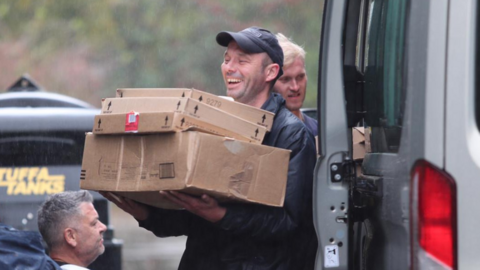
276 33 306 68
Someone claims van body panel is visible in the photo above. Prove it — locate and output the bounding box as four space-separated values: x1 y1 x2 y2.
314 0 351 269
445 0 480 268
423 0 448 169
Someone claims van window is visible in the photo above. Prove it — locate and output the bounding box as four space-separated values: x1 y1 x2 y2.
354 0 368 73
363 0 407 153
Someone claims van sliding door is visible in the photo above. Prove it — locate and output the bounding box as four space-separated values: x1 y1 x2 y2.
315 0 413 269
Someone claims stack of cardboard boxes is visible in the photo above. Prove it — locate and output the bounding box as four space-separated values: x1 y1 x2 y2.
80 88 291 209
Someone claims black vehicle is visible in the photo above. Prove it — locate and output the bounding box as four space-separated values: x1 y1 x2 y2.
0 75 122 270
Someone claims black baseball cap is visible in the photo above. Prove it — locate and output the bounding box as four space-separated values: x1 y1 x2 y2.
216 26 284 79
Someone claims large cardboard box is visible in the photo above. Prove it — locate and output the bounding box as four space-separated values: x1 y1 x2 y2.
100 97 267 144
93 111 266 144
80 131 290 209
115 88 275 131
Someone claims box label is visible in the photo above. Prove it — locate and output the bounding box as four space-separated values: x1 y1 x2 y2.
99 161 119 181
125 111 139 132
204 96 222 108
99 161 147 181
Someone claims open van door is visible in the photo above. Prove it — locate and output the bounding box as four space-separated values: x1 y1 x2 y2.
314 0 411 269
314 1 352 269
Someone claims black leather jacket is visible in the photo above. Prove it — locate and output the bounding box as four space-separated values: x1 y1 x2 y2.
138 93 317 269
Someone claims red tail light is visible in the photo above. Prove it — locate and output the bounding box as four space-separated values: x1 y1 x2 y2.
411 160 457 269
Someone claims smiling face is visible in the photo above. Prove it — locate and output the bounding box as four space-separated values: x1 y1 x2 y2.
221 41 275 107
273 56 307 117
75 202 107 266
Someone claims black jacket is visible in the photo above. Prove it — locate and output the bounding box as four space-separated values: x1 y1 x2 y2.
0 223 61 270
138 93 317 269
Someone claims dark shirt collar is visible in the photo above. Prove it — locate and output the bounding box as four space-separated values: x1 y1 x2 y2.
261 92 285 115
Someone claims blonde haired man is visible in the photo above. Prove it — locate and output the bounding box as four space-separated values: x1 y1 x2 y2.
274 33 318 136
274 33 318 269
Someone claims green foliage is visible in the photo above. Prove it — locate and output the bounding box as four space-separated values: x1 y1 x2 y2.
0 0 322 107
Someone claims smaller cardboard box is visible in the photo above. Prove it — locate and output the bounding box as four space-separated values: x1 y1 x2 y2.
364 127 371 153
80 131 290 209
100 97 267 144
352 127 366 161
101 97 180 114
352 127 367 175
115 88 275 131
92 112 266 144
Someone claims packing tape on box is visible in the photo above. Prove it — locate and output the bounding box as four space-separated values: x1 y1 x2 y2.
135 137 145 190
115 137 125 190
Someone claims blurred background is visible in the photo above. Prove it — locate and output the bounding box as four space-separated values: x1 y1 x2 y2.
0 0 323 108
0 1 323 269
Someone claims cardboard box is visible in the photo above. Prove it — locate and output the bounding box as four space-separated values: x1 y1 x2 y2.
364 127 371 153
101 97 181 114
80 131 290 209
92 111 266 144
99 97 267 144
97 97 267 144
94 112 174 133
115 88 274 131
352 127 366 161
352 127 367 175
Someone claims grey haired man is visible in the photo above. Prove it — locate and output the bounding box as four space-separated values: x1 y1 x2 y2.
38 191 106 270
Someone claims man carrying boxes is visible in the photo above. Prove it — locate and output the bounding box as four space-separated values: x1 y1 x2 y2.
91 26 317 270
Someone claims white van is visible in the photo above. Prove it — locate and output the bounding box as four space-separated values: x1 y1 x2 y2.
314 0 480 269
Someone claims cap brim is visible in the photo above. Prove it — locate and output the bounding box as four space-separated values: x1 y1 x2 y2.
216 31 264 53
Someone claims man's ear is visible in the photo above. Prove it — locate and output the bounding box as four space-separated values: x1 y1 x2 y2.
64 228 78 247
265 63 281 83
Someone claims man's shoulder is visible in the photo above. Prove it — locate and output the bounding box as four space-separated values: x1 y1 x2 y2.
266 106 311 147
275 106 307 132
303 114 317 125
0 223 62 270
302 113 318 137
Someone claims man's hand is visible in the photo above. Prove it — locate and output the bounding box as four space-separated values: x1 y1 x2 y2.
99 191 150 221
160 191 226 223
